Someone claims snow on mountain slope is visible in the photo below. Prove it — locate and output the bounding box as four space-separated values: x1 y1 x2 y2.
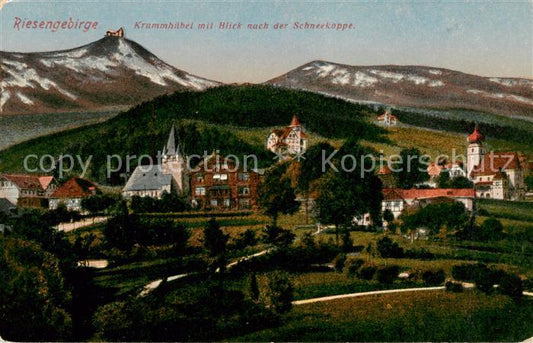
1 36 219 115
266 60 533 118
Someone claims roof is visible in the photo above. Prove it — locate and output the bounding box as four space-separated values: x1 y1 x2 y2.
123 165 172 192
290 115 301 127
470 152 521 177
378 165 393 175
383 188 475 201
0 198 17 214
377 111 398 121
51 178 97 199
192 153 238 172
426 163 443 177
0 173 54 191
468 124 485 143
39 176 54 190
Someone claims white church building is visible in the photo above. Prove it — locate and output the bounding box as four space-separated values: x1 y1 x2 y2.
122 125 189 199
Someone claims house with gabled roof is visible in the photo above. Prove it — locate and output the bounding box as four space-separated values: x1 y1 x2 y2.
190 152 261 210
266 115 308 158
49 177 98 211
377 110 398 127
382 188 475 219
0 173 57 208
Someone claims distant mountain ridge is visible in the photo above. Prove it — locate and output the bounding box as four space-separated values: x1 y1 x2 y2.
0 36 220 115
265 60 533 119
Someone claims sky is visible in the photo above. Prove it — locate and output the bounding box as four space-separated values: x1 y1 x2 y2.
1 0 532 83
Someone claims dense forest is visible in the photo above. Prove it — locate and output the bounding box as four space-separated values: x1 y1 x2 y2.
0 85 387 184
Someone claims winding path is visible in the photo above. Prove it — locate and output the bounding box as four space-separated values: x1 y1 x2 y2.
139 248 273 296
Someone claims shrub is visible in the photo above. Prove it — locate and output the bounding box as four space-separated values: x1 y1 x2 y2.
452 263 484 282
422 269 446 286
473 267 495 294
404 248 435 260
376 236 404 258
267 271 294 314
344 257 364 276
333 254 346 272
499 273 523 300
358 263 377 280
376 265 400 284
445 281 463 293
523 277 533 292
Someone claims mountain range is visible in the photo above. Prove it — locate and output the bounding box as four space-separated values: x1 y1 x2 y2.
1 37 532 119
265 60 533 119
0 36 219 115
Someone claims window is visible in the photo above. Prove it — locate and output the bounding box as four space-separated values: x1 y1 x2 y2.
223 198 231 207
239 198 251 209
238 186 250 195
210 199 218 207
195 174 205 183
213 173 228 182
195 187 206 196
238 173 249 181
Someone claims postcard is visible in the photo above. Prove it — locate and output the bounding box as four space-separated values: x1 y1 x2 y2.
0 1 532 342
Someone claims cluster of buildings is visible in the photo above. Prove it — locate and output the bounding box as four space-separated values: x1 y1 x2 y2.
0 173 98 214
0 114 530 230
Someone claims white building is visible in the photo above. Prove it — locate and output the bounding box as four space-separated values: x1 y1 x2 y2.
466 125 525 200
377 111 398 127
0 173 56 207
382 188 475 219
266 115 308 157
122 125 189 199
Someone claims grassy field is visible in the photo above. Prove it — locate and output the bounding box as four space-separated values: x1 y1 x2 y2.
233 291 533 342
362 125 533 159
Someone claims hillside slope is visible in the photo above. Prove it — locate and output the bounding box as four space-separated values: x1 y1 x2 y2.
0 85 384 183
0 36 219 115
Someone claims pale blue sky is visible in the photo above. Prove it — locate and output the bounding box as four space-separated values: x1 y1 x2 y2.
1 1 531 83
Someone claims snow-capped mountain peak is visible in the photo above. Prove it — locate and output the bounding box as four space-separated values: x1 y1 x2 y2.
266 60 533 118
1 36 220 115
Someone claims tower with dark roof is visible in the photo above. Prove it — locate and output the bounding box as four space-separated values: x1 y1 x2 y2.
161 124 189 195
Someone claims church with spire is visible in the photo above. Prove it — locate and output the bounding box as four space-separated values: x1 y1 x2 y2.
122 124 189 199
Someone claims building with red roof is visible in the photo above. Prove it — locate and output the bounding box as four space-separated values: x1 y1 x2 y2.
49 177 98 211
382 188 475 219
190 152 261 210
0 173 57 208
377 110 398 127
266 115 308 158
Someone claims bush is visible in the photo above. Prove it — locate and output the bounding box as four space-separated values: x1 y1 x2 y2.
445 281 463 293
523 277 533 292
267 271 294 314
376 236 404 258
404 248 435 260
333 254 346 272
376 265 400 284
422 269 446 286
344 257 364 276
499 273 523 300
358 263 377 280
473 267 495 294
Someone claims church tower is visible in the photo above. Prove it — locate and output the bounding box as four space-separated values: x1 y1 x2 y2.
467 124 485 178
161 124 189 195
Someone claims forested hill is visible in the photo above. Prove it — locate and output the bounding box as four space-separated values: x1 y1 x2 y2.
0 85 386 183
